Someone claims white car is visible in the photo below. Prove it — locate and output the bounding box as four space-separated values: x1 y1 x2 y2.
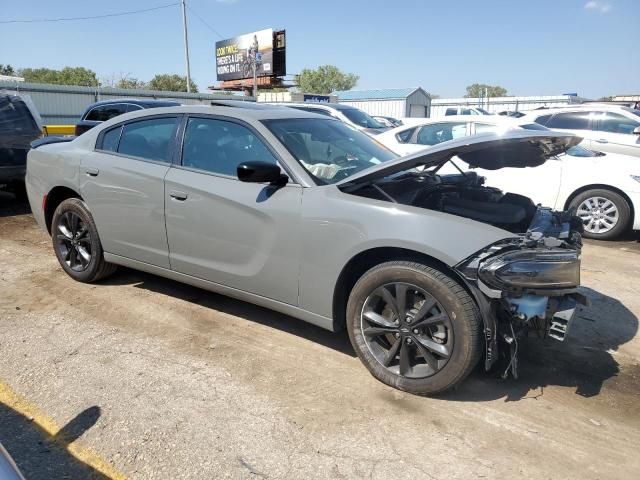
275 102 389 135
377 116 640 239
520 105 640 157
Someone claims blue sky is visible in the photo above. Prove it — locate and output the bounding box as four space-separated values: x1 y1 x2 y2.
1 0 638 98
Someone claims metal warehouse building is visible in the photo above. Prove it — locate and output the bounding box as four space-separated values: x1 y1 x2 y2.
334 88 430 118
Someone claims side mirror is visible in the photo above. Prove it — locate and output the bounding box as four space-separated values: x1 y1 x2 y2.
633 126 640 135
237 161 287 185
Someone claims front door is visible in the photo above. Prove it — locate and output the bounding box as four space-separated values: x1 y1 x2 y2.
79 115 180 268
164 115 302 306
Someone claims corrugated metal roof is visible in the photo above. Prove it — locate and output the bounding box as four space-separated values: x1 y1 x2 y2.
334 88 423 100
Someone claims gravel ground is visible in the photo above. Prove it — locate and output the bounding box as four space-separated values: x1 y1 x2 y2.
1 193 639 480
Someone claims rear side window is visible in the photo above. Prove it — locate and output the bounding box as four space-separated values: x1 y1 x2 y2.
181 117 277 176
117 117 178 162
445 108 457 116
546 112 592 130
0 96 38 135
534 114 552 126
85 104 128 122
100 126 122 152
396 127 416 143
416 122 468 145
596 112 640 134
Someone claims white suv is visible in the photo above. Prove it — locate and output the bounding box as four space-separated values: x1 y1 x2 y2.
521 105 640 157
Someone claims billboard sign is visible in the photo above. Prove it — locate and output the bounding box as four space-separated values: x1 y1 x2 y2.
216 29 274 81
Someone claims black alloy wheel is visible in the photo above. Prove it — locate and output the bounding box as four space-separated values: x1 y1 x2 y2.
361 282 453 379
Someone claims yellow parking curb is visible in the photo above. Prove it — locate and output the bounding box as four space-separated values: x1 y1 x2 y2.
0 380 127 480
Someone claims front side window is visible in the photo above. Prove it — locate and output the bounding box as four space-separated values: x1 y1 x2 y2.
264 118 396 184
182 117 277 176
546 112 592 130
596 112 640 134
117 117 178 162
416 122 468 145
85 104 128 122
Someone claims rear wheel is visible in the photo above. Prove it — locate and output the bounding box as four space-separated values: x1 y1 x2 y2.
346 261 482 395
570 188 630 240
51 198 117 282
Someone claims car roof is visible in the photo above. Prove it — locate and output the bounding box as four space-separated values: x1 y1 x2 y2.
93 104 329 125
391 115 517 128
281 102 357 111
522 104 638 116
85 98 182 108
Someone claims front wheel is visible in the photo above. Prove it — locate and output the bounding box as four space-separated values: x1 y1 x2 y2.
346 261 482 395
51 198 117 282
570 188 631 240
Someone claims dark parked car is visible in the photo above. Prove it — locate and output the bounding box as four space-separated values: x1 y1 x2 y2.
75 99 180 135
0 93 42 195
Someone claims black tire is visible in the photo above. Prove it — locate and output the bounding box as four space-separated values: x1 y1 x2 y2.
51 198 117 282
346 261 482 395
569 188 631 240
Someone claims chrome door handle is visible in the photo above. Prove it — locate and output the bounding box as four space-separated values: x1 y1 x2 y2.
169 190 188 200
595 139 608 143
85 167 99 176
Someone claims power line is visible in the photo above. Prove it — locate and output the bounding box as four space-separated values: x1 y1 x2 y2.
0 2 179 24
186 4 224 39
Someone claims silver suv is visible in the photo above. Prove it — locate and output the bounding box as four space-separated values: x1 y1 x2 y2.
522 105 640 157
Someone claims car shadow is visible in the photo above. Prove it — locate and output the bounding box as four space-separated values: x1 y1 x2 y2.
104 267 638 401
102 267 357 357
0 190 31 217
437 286 639 402
0 403 109 479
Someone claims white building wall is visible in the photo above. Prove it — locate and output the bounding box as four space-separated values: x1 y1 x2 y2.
339 99 406 118
430 95 586 117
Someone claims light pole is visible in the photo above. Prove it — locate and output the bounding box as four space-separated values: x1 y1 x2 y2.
181 0 192 93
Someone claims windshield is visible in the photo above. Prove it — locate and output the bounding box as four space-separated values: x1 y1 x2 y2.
566 145 600 157
340 108 386 129
263 118 397 184
476 108 490 115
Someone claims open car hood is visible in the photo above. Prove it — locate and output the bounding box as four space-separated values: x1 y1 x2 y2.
338 130 581 186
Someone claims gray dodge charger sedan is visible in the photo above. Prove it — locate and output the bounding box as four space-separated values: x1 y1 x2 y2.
26 104 584 394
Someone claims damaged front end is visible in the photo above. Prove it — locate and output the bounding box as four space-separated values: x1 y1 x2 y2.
455 207 587 378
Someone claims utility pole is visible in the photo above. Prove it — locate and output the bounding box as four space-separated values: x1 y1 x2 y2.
252 55 257 99
181 0 192 93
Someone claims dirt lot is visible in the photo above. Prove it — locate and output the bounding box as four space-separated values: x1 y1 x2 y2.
1 192 639 480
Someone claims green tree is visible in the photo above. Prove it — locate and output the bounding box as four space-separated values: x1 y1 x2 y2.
296 65 359 94
116 77 147 89
465 83 507 98
19 67 99 86
148 74 198 93
0 64 16 76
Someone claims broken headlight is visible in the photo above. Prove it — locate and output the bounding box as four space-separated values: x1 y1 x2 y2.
478 249 580 290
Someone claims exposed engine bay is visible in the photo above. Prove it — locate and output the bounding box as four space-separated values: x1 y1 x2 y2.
344 167 587 379
348 169 545 233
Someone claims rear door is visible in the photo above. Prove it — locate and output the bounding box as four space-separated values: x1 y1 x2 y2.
164 115 302 305
79 115 180 268
591 112 640 156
